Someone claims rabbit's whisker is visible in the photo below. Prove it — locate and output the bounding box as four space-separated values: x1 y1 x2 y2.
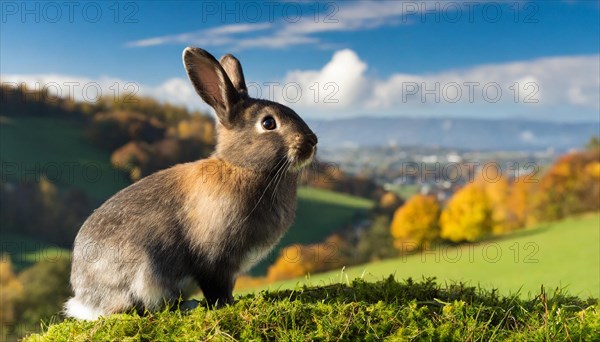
236 156 288 228
270 159 291 204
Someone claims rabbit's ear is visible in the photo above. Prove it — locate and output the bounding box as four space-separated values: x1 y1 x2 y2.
183 47 240 127
220 54 248 96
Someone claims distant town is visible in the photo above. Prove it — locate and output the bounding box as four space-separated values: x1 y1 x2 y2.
319 145 557 202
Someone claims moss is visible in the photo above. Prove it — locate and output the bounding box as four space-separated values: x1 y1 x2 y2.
26 277 598 341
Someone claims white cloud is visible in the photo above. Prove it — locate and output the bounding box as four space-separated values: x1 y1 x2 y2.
126 23 272 48
279 49 368 109
275 51 600 121
367 54 600 111
150 77 211 112
3 51 598 122
125 1 429 50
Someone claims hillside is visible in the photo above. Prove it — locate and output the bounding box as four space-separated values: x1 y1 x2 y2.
26 277 598 341
0 116 129 201
243 213 600 299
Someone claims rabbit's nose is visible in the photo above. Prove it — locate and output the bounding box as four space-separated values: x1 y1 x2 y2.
306 133 318 147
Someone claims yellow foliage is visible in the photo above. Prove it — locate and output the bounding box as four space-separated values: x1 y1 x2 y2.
508 177 536 228
483 176 516 234
440 182 492 242
390 195 440 250
586 162 600 179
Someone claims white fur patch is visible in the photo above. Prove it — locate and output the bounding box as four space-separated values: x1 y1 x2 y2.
131 264 167 311
64 297 103 320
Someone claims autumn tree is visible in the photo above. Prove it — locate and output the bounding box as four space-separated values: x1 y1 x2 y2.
507 176 537 228
482 175 517 234
534 150 600 222
440 181 492 242
390 195 440 251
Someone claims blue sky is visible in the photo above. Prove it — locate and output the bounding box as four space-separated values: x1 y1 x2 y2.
1 0 599 121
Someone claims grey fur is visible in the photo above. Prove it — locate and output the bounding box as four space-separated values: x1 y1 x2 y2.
65 47 317 319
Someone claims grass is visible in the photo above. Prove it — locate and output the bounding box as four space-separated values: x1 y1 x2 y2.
0 116 130 201
0 233 70 272
243 213 600 300
25 277 599 341
251 186 374 275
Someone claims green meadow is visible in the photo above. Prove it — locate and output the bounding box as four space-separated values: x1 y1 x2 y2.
242 213 600 299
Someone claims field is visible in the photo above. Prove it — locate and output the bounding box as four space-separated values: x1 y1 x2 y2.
0 116 130 201
242 213 600 299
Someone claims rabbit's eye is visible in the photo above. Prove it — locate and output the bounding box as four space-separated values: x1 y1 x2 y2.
261 116 277 130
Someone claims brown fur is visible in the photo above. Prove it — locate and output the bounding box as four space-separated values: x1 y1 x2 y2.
65 47 317 319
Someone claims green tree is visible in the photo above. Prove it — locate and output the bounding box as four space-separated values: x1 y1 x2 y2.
356 215 397 262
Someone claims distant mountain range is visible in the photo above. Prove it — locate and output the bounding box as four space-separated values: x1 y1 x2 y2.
308 117 599 152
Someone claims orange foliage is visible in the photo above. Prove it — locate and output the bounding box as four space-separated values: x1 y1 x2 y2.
378 191 403 213
266 235 349 282
534 151 600 221
234 275 268 290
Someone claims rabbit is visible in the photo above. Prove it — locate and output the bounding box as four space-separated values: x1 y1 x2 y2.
64 47 318 320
